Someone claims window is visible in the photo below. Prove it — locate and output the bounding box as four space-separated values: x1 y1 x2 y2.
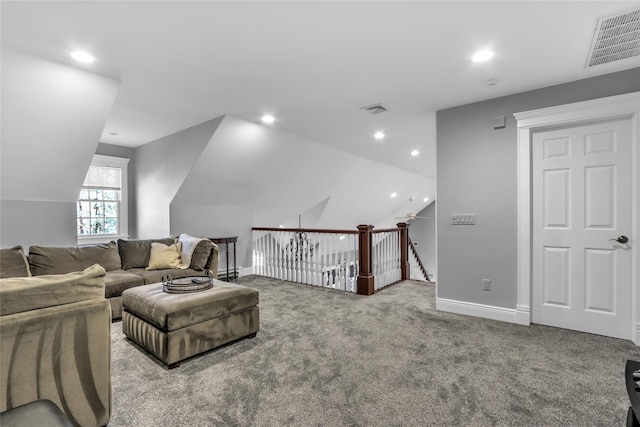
77 155 128 241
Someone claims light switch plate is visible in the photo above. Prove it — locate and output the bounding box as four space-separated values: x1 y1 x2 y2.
451 214 476 225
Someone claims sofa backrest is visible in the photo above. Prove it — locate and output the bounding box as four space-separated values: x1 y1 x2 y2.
0 246 31 278
28 242 121 276
0 264 106 316
117 238 175 269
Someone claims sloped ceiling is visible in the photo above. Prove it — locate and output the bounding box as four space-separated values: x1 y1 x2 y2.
172 115 434 230
0 47 119 201
2 1 638 180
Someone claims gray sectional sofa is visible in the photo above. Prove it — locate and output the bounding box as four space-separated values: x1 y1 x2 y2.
0 237 219 320
0 264 112 427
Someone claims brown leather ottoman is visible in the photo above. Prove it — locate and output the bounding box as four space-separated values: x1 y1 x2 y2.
122 281 259 368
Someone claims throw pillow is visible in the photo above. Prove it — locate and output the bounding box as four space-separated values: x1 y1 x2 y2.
177 233 205 268
118 238 174 270
190 240 214 271
0 246 32 278
146 242 182 271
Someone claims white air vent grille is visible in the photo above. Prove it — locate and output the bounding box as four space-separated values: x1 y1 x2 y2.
586 8 640 67
361 103 389 115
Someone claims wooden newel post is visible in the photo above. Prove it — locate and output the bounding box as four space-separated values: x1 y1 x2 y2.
397 222 410 281
357 224 374 295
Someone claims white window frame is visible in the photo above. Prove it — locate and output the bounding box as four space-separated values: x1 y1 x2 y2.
77 154 129 244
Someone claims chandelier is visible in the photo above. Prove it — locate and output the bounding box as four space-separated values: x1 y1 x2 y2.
286 231 314 261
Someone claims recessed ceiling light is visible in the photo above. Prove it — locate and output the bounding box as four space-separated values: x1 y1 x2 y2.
261 115 275 124
374 131 385 140
423 197 429 202
472 50 494 62
410 150 420 156
70 51 95 63
390 192 397 198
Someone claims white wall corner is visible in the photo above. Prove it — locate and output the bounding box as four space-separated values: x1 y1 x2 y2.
436 298 519 325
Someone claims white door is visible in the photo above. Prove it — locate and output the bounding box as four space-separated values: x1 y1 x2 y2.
532 118 632 340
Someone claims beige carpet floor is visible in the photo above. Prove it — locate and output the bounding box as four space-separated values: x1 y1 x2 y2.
109 276 639 426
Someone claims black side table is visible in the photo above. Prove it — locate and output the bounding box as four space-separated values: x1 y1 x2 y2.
209 237 238 281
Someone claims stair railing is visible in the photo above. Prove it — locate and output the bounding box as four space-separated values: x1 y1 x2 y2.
408 236 431 282
252 223 413 295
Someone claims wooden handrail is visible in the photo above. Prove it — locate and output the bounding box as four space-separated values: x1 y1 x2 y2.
408 236 430 282
252 227 358 234
372 227 401 234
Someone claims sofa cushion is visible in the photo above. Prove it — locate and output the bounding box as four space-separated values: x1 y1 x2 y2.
0 246 31 278
28 242 121 276
118 238 174 270
104 269 145 299
146 243 182 271
127 267 208 285
0 264 106 316
190 240 214 271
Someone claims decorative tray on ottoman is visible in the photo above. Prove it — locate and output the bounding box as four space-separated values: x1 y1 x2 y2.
162 271 214 293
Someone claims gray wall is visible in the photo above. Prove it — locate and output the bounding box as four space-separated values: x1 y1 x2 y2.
0 201 76 249
95 143 137 239
436 67 640 309
135 117 224 238
0 48 119 249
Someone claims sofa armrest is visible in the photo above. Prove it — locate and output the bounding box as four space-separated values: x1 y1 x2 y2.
0 264 106 316
206 243 219 278
1 297 111 427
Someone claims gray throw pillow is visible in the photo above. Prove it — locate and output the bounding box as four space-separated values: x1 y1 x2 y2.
118 238 175 270
190 240 213 271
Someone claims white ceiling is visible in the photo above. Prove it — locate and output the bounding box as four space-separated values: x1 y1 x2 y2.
2 1 639 177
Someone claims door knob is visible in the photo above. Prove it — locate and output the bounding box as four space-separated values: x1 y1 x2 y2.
609 235 629 244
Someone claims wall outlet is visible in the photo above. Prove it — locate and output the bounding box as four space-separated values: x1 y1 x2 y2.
483 279 491 291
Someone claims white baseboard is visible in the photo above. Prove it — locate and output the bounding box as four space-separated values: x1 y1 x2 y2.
216 266 254 279
516 304 531 326
436 297 520 325
238 266 253 277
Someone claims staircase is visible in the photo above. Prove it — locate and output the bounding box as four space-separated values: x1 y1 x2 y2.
408 236 431 282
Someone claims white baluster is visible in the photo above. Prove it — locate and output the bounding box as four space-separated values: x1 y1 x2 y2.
259 231 264 277
341 237 347 291
259 231 264 276
323 233 328 288
314 232 320 286
276 232 282 280
261 232 266 277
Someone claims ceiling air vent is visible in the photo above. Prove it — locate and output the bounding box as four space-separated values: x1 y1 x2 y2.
586 8 640 67
361 103 389 115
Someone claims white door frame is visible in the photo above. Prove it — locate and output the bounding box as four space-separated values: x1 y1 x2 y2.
514 91 640 345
